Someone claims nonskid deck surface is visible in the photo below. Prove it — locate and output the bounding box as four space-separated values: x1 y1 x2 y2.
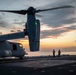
0 55 76 75
0 55 76 68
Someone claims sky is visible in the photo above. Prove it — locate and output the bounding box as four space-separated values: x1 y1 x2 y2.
0 0 76 53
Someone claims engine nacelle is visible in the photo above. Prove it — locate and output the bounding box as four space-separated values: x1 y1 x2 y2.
26 19 40 51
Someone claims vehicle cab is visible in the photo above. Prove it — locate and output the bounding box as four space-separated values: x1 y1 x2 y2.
0 41 27 59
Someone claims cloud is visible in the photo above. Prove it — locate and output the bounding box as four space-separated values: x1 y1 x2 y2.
40 0 76 27
0 0 76 38
38 0 76 39
41 25 76 38
0 0 75 28
0 16 11 28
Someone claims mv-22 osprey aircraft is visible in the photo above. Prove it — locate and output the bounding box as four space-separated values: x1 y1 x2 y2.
0 5 73 59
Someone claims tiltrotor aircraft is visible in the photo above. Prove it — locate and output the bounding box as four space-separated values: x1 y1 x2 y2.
0 5 73 59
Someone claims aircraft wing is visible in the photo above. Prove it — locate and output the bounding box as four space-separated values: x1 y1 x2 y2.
0 32 26 41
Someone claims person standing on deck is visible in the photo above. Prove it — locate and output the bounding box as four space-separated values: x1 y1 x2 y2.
58 49 61 57
53 49 55 57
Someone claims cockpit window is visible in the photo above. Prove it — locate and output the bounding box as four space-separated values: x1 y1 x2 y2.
13 44 17 50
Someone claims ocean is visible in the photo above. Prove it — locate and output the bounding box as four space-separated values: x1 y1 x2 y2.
26 51 76 57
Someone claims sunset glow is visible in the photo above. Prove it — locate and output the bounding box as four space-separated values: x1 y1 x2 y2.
0 0 76 53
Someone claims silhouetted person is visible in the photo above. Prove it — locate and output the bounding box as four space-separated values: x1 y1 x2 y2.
58 49 61 57
53 49 55 57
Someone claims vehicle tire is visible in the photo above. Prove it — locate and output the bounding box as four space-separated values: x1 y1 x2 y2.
19 56 24 59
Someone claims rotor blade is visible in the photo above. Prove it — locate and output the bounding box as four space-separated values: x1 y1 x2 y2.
36 5 74 12
36 14 43 17
0 10 27 15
